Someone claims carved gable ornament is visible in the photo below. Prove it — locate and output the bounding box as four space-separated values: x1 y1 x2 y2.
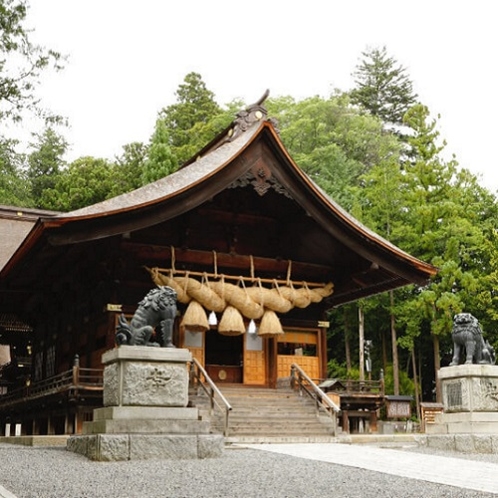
228 159 292 199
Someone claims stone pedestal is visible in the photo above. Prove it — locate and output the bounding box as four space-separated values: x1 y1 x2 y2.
427 364 498 435
67 346 223 461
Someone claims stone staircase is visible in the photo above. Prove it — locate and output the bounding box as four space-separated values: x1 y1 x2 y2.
190 384 339 444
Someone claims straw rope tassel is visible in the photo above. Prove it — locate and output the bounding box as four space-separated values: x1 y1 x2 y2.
181 299 209 332
218 305 246 336
258 309 284 337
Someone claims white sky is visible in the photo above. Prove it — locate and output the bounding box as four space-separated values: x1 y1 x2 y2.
24 1 498 191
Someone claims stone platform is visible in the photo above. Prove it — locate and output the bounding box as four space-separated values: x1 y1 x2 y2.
427 364 498 435
67 346 223 461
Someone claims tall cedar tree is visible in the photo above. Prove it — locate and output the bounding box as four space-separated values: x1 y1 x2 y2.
158 72 223 165
27 127 67 208
349 46 418 394
350 46 417 131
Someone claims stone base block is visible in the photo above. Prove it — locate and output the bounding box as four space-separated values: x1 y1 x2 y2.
416 434 498 454
426 411 498 435
67 434 224 461
102 346 192 408
93 406 200 421
439 364 498 412
82 418 211 435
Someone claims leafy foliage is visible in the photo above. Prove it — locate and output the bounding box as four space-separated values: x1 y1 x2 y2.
157 72 232 165
141 120 177 184
0 0 64 123
266 93 401 209
27 127 67 207
0 136 31 205
40 157 116 211
112 141 148 194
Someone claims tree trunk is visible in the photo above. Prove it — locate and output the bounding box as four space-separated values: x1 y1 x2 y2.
433 334 441 402
390 291 400 395
358 305 365 381
382 330 388 374
344 308 352 373
411 346 421 421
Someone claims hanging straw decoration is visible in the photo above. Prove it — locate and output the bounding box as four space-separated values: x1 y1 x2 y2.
246 278 293 313
311 281 334 299
146 266 191 304
209 277 264 319
174 273 226 313
146 252 335 323
180 300 209 332
292 282 312 308
218 305 246 336
257 309 284 337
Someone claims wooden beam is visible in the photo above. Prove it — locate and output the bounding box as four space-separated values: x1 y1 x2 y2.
120 242 335 281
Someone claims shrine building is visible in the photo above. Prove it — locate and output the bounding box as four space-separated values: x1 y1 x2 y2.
0 97 437 434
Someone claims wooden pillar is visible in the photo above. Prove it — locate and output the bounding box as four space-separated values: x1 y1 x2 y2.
266 337 277 388
342 410 349 433
369 410 378 433
74 410 84 434
47 415 54 435
319 325 328 379
64 411 74 435
358 306 365 381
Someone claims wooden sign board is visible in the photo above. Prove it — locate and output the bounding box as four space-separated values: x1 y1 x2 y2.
386 398 412 419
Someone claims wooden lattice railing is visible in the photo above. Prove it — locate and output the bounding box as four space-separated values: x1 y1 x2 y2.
0 362 103 408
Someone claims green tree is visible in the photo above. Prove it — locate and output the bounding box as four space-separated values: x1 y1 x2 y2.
266 93 401 209
350 46 418 129
0 136 31 205
158 72 230 164
0 0 63 123
0 0 64 206
27 127 67 208
350 44 418 171
40 157 116 211
350 102 498 403
393 105 498 401
113 141 148 194
141 120 177 184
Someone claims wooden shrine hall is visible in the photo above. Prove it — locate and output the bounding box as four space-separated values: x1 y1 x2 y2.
0 95 437 435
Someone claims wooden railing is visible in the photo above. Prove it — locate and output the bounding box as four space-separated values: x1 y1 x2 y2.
290 363 340 434
326 378 385 395
0 363 103 407
190 358 232 437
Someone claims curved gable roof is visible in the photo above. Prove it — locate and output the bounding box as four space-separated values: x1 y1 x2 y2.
0 103 436 303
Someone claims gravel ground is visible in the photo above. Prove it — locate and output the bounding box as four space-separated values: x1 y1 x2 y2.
0 443 497 498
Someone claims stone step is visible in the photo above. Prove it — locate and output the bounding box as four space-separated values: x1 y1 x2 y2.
225 436 340 444
226 413 318 420
190 384 337 443
223 427 335 436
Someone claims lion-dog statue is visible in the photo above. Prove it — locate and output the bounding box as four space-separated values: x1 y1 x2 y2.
449 312 495 366
116 286 177 347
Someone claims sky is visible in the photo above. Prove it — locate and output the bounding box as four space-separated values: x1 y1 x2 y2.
23 1 498 191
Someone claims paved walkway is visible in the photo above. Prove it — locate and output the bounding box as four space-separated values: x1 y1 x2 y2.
243 443 498 495
0 484 16 498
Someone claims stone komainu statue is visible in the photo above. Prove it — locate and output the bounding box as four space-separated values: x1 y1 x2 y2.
449 312 496 366
116 286 177 348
